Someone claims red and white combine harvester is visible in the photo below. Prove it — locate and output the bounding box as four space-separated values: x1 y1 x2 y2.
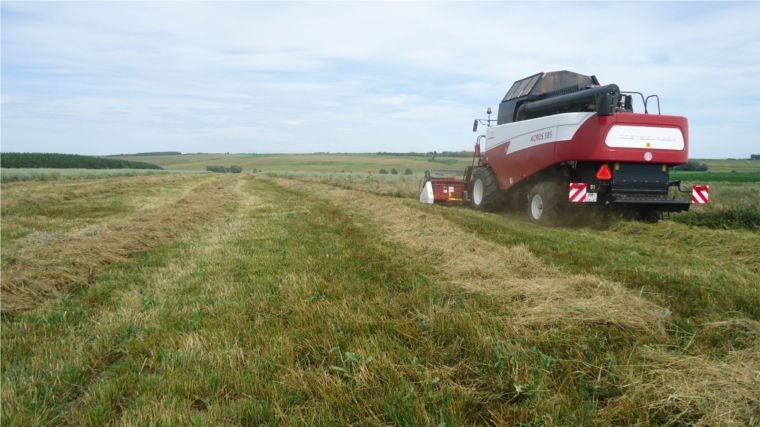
420 70 708 224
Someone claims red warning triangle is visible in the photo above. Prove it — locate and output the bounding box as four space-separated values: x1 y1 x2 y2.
596 164 613 180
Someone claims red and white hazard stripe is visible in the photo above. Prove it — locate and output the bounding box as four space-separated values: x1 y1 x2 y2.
692 185 709 204
569 183 587 203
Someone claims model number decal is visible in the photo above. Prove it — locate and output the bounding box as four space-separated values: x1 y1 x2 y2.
530 131 553 142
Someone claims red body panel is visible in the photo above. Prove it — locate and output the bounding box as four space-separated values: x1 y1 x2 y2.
482 113 689 191
429 178 465 204
486 142 555 190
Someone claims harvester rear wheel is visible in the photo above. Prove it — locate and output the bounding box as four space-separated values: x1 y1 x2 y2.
527 181 562 225
471 167 501 211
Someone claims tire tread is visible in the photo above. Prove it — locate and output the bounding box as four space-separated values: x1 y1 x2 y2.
471 167 502 211
528 180 563 225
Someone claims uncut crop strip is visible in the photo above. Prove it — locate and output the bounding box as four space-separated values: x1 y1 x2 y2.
1 175 239 313
0 168 170 184
266 171 421 199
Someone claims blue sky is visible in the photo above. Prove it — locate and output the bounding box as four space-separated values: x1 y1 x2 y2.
2 2 759 158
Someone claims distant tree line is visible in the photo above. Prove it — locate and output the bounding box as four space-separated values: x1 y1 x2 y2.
751 154 760 160
0 152 163 170
106 151 182 157
376 152 428 157
379 168 414 175
207 165 243 174
673 160 709 171
438 150 476 158
376 151 475 158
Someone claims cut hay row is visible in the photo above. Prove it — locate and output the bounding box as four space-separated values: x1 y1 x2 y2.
1 175 238 313
272 177 668 335
2 174 757 425
270 176 760 426
1 173 207 216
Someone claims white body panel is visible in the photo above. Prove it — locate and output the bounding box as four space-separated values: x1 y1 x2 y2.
605 125 684 150
485 112 595 154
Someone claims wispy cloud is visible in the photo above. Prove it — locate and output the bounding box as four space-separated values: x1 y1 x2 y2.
2 2 758 157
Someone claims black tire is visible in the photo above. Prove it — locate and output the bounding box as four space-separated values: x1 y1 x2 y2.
527 180 563 225
641 209 661 223
470 167 502 211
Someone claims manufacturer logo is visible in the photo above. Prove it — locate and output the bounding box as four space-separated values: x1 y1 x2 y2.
530 130 553 142
619 134 676 142
644 152 653 161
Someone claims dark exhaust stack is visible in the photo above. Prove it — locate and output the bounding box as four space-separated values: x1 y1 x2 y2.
516 84 621 121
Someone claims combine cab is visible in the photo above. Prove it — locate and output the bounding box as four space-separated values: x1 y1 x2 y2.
420 70 708 224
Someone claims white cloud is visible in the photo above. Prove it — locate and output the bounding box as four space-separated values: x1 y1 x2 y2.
1 94 28 104
2 2 759 157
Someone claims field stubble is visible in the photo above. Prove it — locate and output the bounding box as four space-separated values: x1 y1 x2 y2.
2 173 759 426
1 174 237 312
273 176 760 423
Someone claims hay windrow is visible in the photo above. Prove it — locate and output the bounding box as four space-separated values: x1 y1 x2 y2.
272 177 667 338
1 176 238 314
620 347 760 426
4 173 758 424
1 173 202 212
703 318 760 343
269 175 760 425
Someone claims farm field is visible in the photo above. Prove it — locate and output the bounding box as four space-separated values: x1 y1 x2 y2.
2 173 759 426
107 153 479 174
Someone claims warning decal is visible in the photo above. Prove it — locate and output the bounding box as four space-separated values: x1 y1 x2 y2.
692 185 709 204
569 183 587 203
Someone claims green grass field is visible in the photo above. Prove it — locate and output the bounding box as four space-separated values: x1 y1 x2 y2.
2 173 758 426
690 158 760 173
670 170 760 183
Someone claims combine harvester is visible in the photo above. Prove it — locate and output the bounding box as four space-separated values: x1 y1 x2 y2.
420 70 709 224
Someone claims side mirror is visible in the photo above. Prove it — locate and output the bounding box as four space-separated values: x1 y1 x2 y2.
472 120 478 132
596 93 614 116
